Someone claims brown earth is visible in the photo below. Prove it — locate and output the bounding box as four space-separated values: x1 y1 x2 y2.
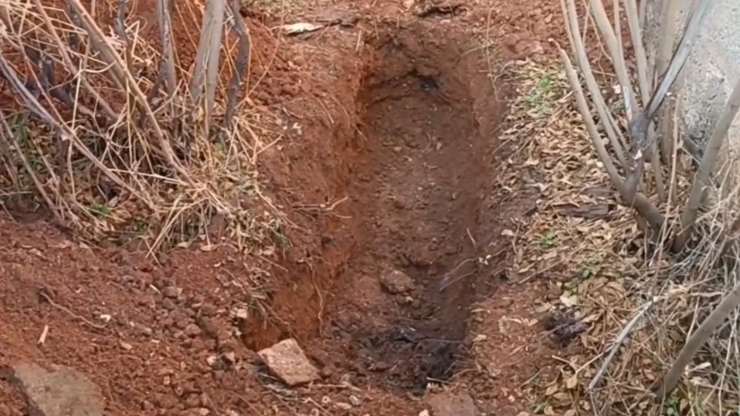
0 0 587 414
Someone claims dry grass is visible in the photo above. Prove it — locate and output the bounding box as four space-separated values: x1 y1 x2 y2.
0 0 284 260
502 59 740 415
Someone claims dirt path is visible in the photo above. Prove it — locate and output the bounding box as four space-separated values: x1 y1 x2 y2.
0 0 576 415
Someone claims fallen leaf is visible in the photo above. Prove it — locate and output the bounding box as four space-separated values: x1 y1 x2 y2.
553 392 570 402
560 294 579 307
565 373 578 389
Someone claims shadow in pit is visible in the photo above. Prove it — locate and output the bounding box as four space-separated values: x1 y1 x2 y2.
321 22 508 395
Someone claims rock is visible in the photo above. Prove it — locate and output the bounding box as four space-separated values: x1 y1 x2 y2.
3 363 105 416
426 392 476 416
257 338 320 386
161 286 180 298
335 403 352 411
497 406 520 416
379 269 415 294
162 298 176 310
221 352 236 365
184 323 202 337
183 408 210 416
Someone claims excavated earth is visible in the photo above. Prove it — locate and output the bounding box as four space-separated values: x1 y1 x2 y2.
0 0 572 414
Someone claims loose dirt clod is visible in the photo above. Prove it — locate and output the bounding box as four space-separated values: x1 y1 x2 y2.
379 269 415 294
426 392 477 416
2 363 104 416
258 338 320 386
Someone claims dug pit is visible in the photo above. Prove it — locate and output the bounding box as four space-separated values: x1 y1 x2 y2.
247 22 512 395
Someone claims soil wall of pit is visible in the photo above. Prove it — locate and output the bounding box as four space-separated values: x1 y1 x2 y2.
250 20 513 392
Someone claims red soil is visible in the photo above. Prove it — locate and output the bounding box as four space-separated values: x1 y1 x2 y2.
0 0 582 414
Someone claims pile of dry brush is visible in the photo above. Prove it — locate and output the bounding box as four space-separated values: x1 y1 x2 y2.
0 0 272 252
560 0 740 412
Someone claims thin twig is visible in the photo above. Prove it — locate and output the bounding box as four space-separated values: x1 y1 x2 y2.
39 291 108 331
655 279 740 398
588 301 653 390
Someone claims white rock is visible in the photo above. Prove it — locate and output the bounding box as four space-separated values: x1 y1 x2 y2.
257 338 319 386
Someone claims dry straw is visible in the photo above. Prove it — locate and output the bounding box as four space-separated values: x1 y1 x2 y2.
0 0 278 259
557 0 740 413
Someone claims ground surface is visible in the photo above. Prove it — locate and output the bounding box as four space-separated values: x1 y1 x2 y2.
0 0 590 414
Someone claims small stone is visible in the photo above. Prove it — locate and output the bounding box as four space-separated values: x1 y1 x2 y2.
184 324 202 337
426 392 476 416
135 324 153 336
497 406 520 416
183 408 210 416
4 363 105 416
379 269 415 294
320 365 333 378
161 286 180 298
162 298 176 310
221 352 236 365
257 338 320 386
348 395 361 406
335 403 352 411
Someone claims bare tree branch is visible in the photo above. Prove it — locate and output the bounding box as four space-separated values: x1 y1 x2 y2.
224 0 251 131
561 0 628 168
191 0 227 131
654 277 740 398
559 46 665 234
674 77 740 252
156 0 178 113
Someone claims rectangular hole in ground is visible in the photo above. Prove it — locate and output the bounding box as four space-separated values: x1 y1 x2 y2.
313 25 511 394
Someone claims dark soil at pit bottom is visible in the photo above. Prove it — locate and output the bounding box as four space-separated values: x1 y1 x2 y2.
295 25 510 394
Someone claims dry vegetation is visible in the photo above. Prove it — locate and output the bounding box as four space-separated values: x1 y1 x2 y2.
546 0 740 414
0 0 280 255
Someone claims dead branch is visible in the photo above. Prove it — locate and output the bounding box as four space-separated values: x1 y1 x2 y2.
654 277 740 398
33 0 118 122
654 0 682 165
0 109 57 218
224 0 251 131
561 0 629 168
559 46 665 233
156 0 178 112
191 0 227 130
674 78 740 252
625 0 710 200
